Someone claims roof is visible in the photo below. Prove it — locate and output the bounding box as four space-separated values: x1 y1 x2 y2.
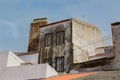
96 46 113 49
40 18 71 28
74 56 114 68
74 70 120 80
89 54 107 61
15 51 38 56
42 72 95 80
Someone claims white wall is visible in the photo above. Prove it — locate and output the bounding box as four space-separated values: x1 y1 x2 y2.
0 51 8 73
18 53 38 64
0 51 58 80
0 64 58 80
7 51 25 67
72 18 104 63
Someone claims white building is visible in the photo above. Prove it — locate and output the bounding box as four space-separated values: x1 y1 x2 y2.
0 51 58 80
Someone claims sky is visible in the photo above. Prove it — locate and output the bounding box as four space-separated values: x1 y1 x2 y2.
0 0 119 52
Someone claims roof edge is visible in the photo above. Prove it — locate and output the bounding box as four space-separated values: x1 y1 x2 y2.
111 22 120 26
40 18 71 28
15 51 38 56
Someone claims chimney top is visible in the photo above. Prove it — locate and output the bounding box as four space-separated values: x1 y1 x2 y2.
33 18 47 21
111 22 120 26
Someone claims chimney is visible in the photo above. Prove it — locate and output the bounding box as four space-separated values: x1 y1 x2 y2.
32 18 48 27
28 18 48 52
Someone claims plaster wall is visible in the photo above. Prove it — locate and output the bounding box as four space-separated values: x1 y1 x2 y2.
72 19 104 63
0 51 58 80
7 51 25 67
19 53 38 64
0 64 58 80
0 51 9 67
0 51 8 73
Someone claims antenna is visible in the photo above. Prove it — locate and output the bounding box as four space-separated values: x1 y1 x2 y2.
81 15 87 20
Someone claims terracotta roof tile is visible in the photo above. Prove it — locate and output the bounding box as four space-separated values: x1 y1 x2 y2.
42 72 95 80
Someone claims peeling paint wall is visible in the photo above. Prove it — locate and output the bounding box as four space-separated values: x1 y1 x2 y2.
72 19 104 63
39 21 72 72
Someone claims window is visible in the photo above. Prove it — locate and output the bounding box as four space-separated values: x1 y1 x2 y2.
56 31 65 45
56 57 64 72
44 58 52 66
45 33 52 47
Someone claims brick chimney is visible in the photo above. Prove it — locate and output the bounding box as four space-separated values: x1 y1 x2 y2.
28 18 48 52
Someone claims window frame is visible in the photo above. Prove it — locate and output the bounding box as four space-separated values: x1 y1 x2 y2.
55 56 64 72
56 31 65 45
45 33 53 47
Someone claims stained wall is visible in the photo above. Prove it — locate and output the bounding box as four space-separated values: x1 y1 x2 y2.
39 20 73 72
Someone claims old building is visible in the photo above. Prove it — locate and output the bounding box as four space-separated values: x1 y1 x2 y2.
38 18 104 73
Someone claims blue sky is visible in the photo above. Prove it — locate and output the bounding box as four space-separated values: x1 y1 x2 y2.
0 0 119 52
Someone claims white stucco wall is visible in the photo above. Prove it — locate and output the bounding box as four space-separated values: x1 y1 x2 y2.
0 51 58 80
0 51 9 73
0 51 25 67
72 18 104 63
0 64 58 80
18 53 38 64
7 51 25 67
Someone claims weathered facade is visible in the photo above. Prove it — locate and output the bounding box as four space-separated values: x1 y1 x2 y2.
39 19 72 72
38 18 104 73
